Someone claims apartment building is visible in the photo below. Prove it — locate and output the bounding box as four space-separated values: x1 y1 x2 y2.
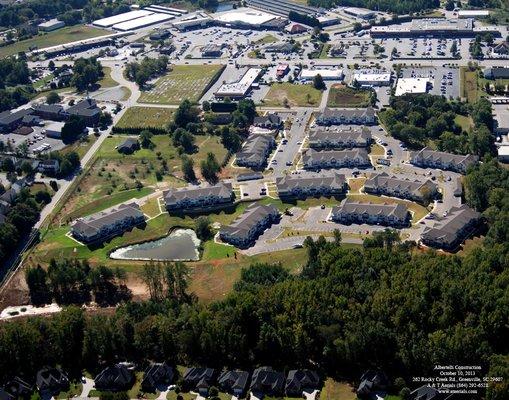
276 171 347 199
331 199 410 227
409 147 478 173
163 183 234 212
364 172 438 204
302 148 371 170
308 127 372 149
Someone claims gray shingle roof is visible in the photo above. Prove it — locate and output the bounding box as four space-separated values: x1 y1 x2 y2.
410 147 478 171
308 126 371 148
236 134 274 167
332 198 409 220
219 203 279 239
364 172 437 200
302 148 370 167
163 182 233 208
276 171 346 196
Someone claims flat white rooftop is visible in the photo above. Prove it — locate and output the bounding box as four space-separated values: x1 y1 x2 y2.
343 7 375 16
395 77 429 96
301 68 343 80
353 72 391 83
216 68 262 97
213 7 276 26
458 10 490 17
113 13 174 31
93 10 153 27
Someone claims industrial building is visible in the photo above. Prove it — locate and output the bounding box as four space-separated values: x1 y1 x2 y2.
370 18 500 38
352 71 391 87
93 10 153 28
395 78 430 96
172 12 213 31
300 68 343 81
343 7 376 20
246 0 318 19
112 13 175 31
215 68 262 99
38 19 65 32
213 7 286 30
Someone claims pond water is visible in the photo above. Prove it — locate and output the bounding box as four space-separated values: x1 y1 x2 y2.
110 229 201 261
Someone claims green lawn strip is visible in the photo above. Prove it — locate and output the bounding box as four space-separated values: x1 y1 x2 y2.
33 73 54 89
319 43 331 59
98 66 118 89
60 135 98 159
139 64 224 105
327 85 372 108
263 83 323 107
254 34 278 44
56 380 83 399
116 107 175 129
460 67 479 103
0 25 110 58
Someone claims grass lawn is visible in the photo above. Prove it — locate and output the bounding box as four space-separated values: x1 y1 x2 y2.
0 25 110 58
460 67 479 103
264 83 323 107
327 84 372 108
254 34 278 44
139 64 224 105
33 73 54 89
348 177 366 193
98 66 118 89
60 135 98 159
320 379 355 400
116 107 175 129
347 193 429 223
167 392 196 400
370 143 385 156
454 114 474 132
56 381 83 399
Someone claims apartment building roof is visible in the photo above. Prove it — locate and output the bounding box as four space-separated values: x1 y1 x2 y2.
364 172 437 198
302 148 370 165
316 107 375 122
410 147 478 170
220 203 279 239
332 198 409 220
308 127 371 146
163 182 233 205
276 171 346 194
236 134 274 165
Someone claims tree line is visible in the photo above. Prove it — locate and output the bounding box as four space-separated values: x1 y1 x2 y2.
309 0 440 15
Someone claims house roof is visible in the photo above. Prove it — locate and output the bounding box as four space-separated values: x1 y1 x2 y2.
276 171 346 194
219 203 279 239
142 362 174 389
285 370 320 394
410 147 479 170
253 113 281 127
364 172 437 198
72 202 144 238
163 182 233 206
308 127 371 146
316 107 375 122
218 370 249 393
409 385 452 400
36 367 69 391
95 364 134 390
236 134 274 165
67 99 101 118
250 367 284 394
118 137 139 151
183 367 215 386
333 199 409 220
421 204 480 246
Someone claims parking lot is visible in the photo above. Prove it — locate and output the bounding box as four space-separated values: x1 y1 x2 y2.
3 125 66 156
399 66 460 98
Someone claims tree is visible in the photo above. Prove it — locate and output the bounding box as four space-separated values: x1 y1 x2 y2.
21 160 34 175
140 261 164 302
172 128 195 153
139 130 153 149
202 100 211 112
61 116 86 144
46 91 61 105
173 100 199 128
99 112 112 128
195 216 212 241
200 152 220 183
181 155 196 182
313 74 326 90
35 190 51 204
70 57 104 92
25 266 51 305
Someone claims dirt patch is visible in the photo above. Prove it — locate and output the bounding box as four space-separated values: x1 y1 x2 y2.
0 267 30 311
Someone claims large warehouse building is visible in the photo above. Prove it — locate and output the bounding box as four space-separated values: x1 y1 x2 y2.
301 68 343 81
213 7 287 30
215 68 262 99
246 0 318 18
112 13 175 31
93 10 153 28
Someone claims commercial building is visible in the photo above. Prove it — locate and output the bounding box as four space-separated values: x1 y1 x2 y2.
370 18 499 38
498 145 509 163
67 99 101 126
308 127 372 149
32 104 68 121
213 7 286 30
484 67 509 80
112 13 175 31
38 19 65 32
71 203 145 244
201 43 222 57
317 12 342 27
220 204 280 248
276 64 290 78
93 10 154 28
315 107 376 125
421 204 481 250
172 12 213 31
352 71 391 87
246 0 318 19
343 7 376 19
215 68 262 99
395 77 430 96
265 42 295 53
302 148 371 170
458 10 490 19
300 68 343 81
276 171 347 199
0 108 36 133
235 134 276 169
163 182 234 212
331 199 410 227
409 147 479 173
364 172 438 204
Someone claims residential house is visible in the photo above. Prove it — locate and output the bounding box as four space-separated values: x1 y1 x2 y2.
421 204 481 250
2 377 32 400
363 172 438 204
250 367 285 397
219 203 280 248
218 370 249 397
315 107 376 126
308 127 372 149
31 104 68 121
94 364 135 392
36 367 69 395
409 147 478 174
67 99 101 126
0 179 26 205
331 199 410 227
141 362 174 393
357 370 389 399
253 113 282 130
235 134 276 170
71 203 146 243
302 149 371 170
163 182 234 212
117 137 140 154
182 367 216 397
37 159 60 175
276 171 347 199
409 385 453 400
285 370 320 397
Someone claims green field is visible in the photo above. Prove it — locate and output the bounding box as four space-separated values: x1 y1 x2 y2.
460 67 480 103
0 25 110 58
139 64 224 105
327 84 373 108
263 83 323 107
254 34 278 45
454 114 474 132
116 107 175 129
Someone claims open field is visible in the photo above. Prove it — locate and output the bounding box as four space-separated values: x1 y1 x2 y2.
60 134 98 159
116 107 175 129
454 114 474 132
320 379 356 400
97 66 118 89
254 34 278 45
264 83 322 107
327 84 372 108
0 25 110 58
139 64 224 104
460 67 479 103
